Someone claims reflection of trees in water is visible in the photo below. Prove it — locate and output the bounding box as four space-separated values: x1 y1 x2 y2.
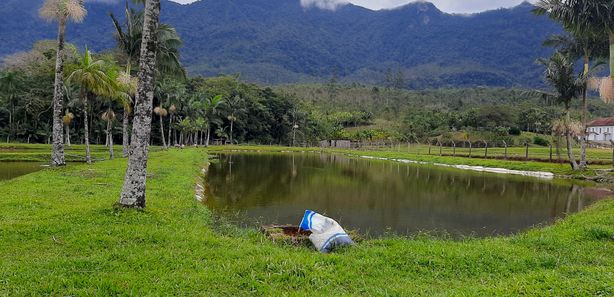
205 153 604 235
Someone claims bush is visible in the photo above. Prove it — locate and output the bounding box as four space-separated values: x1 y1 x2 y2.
509 127 522 136
533 136 550 147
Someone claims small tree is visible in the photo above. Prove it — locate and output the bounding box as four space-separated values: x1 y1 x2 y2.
66 48 117 164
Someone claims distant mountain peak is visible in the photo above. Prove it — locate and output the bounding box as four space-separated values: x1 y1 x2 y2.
390 1 442 13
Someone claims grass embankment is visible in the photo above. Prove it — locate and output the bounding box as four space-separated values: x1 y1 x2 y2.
1 148 612 295
0 143 162 162
207 145 611 176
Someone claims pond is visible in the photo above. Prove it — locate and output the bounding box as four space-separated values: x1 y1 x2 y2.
203 153 609 237
0 162 44 181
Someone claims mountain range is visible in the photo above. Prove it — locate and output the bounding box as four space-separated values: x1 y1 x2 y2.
0 0 561 88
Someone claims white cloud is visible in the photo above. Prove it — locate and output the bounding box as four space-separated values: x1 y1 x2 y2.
300 0 350 10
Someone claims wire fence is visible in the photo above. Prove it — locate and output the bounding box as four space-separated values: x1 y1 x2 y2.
313 139 614 166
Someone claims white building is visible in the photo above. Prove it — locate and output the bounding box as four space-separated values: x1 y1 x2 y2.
586 118 614 142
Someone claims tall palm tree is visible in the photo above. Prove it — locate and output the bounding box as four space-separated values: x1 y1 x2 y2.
543 33 608 168
537 52 589 170
153 106 168 148
39 0 86 167
534 0 614 99
204 95 224 147
119 0 161 209
103 84 132 160
111 1 185 78
66 48 117 164
101 108 116 159
118 68 137 157
62 111 74 146
0 71 21 143
225 94 246 145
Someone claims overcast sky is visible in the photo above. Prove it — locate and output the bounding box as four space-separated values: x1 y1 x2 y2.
168 0 533 13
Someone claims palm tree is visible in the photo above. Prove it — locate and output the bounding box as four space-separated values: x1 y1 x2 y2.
110 2 141 73
0 71 21 143
534 0 614 100
117 68 137 157
101 109 116 159
543 33 608 168
154 106 168 148
62 111 74 146
225 95 246 145
104 85 132 160
119 0 162 209
66 48 117 164
537 52 589 170
204 95 224 147
111 1 184 78
40 0 86 167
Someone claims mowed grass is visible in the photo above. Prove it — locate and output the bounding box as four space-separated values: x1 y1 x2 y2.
0 143 163 162
0 148 613 295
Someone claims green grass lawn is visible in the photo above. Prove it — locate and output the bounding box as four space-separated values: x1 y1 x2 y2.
1 147 612 295
0 143 163 162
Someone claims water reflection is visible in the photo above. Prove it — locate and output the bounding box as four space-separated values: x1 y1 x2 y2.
204 153 607 237
0 162 43 181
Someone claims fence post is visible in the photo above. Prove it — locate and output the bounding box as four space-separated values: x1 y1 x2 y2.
452 141 456 157
483 140 488 158
468 141 472 158
502 140 508 159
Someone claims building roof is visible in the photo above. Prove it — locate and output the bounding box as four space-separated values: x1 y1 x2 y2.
587 118 614 127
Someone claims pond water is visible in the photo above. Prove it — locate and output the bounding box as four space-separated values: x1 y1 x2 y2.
204 153 609 237
0 162 44 181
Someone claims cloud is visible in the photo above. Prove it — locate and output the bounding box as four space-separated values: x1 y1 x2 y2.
300 0 350 11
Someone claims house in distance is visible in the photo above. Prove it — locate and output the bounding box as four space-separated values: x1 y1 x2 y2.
586 118 614 142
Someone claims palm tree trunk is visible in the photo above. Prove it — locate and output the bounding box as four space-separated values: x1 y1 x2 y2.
107 118 114 160
7 111 11 143
579 55 590 169
159 115 166 148
565 110 579 171
167 114 172 147
206 125 211 147
65 124 71 147
122 110 130 157
229 118 234 145
119 0 161 208
83 93 91 164
51 17 66 167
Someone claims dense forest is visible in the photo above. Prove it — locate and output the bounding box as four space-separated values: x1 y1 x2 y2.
1 39 611 148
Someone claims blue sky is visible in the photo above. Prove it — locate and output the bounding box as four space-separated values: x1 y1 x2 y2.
168 0 533 13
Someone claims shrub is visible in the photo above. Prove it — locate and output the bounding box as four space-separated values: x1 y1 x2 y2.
533 136 550 147
509 127 522 135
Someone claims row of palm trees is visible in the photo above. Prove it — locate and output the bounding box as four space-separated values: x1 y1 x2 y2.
534 0 614 171
42 0 176 208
